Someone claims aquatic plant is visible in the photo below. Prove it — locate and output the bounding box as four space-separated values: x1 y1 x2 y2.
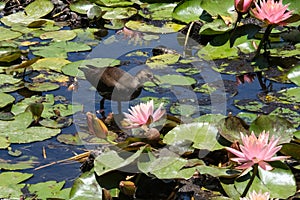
123 100 165 128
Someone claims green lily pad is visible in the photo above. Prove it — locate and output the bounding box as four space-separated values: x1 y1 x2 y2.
57 133 84 145
5 126 61 144
258 162 296 199
0 93 15 108
62 58 120 77
25 82 60 92
0 136 10 149
146 53 181 69
40 30 77 41
125 20 185 34
287 65 300 86
93 0 134 7
234 99 265 112
163 122 224 152
102 7 137 20
172 0 203 23
270 43 300 57
193 113 226 124
0 27 22 41
1 12 38 26
25 0 54 18
31 57 71 72
94 146 146 176
200 0 237 24
41 103 83 118
11 94 54 116
157 74 196 86
277 87 300 103
70 0 95 14
0 157 36 170
200 19 232 35
0 172 33 198
281 143 300 160
236 112 258 125
249 115 295 144
138 151 195 179
39 117 72 129
28 181 69 199
217 115 249 143
0 46 21 62
170 103 198 117
31 41 91 58
139 3 177 20
87 5 104 19
0 112 32 134
270 107 300 128
69 170 102 199
0 74 22 86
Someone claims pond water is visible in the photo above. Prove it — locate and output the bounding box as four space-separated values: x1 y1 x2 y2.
0 25 298 192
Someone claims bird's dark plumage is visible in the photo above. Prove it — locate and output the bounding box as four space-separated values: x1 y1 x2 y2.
79 65 158 114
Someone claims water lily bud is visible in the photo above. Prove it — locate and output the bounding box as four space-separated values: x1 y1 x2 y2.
234 0 253 14
86 112 108 139
119 181 136 196
145 128 160 142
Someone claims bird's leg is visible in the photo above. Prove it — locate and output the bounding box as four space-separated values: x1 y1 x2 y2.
117 101 122 114
99 98 106 118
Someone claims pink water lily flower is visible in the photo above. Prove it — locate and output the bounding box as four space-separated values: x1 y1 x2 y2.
240 190 276 200
123 100 165 128
251 0 293 26
235 0 253 14
226 131 289 170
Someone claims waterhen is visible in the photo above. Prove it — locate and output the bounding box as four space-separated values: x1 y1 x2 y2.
79 65 159 114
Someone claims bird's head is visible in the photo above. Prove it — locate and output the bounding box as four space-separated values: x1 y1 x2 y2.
136 69 160 86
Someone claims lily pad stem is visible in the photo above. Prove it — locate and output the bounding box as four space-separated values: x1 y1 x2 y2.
254 25 274 58
241 164 258 197
183 21 195 57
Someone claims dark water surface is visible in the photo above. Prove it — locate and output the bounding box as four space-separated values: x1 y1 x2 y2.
0 29 297 189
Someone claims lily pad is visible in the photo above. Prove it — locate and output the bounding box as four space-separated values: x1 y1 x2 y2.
102 7 137 20
25 82 60 92
281 143 300 160
0 46 21 62
157 74 196 86
28 181 69 199
40 30 77 41
69 170 102 199
140 3 177 20
146 53 181 69
0 93 15 108
0 112 32 134
217 115 249 143
39 117 72 129
287 65 300 86
94 146 146 176
249 115 295 144
93 0 134 7
125 20 185 34
25 0 54 18
5 126 61 144
0 27 22 41
0 136 10 149
172 0 203 23
138 150 195 179
0 157 36 170
258 162 296 199
31 41 91 58
62 58 120 77
70 0 95 14
163 122 224 152
0 172 33 198
31 57 71 72
170 103 198 117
